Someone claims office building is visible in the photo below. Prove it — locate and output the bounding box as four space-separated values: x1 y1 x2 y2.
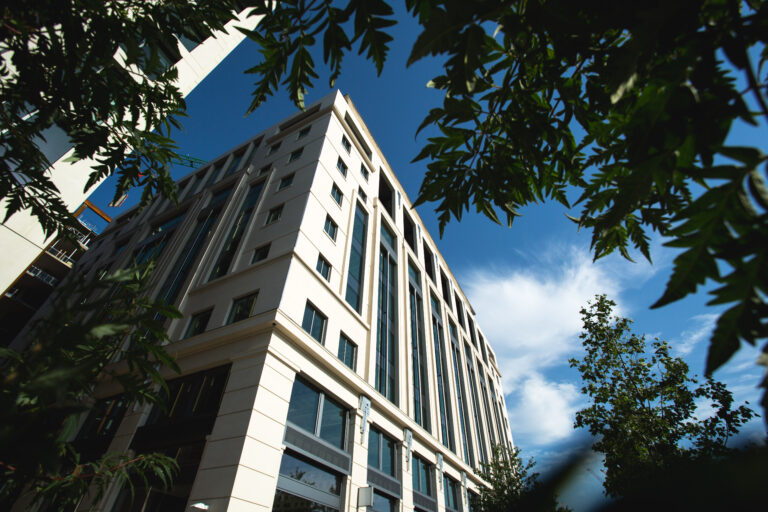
56 91 513 511
0 9 261 305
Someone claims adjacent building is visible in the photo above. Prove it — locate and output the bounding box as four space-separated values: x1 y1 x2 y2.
55 91 513 512
0 10 261 307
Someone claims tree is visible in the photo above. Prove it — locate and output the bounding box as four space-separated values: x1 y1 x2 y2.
0 265 181 509
569 295 756 498
473 445 569 512
238 0 768 414
1 0 248 234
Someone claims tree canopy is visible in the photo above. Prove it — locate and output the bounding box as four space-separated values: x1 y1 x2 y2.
570 295 755 498
5 0 766 411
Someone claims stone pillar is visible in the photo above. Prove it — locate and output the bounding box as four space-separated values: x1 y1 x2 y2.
186 344 299 511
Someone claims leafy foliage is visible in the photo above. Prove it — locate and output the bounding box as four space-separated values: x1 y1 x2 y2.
235 0 768 417
0 0 248 234
0 265 181 508
473 445 570 512
570 295 756 498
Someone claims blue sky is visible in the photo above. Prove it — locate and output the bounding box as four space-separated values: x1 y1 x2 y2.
85 10 766 511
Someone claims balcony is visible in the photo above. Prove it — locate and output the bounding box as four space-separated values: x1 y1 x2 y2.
26 265 58 287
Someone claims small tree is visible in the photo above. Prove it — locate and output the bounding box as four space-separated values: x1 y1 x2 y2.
569 295 756 498
0 265 181 509
474 445 569 512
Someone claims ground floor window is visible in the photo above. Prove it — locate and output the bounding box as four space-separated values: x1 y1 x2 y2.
274 450 343 511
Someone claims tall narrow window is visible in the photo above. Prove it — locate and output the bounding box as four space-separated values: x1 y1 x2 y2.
316 255 331 281
344 203 368 312
368 425 396 478
412 455 433 497
408 261 430 432
209 182 264 280
431 294 455 452
302 302 327 344
324 215 338 241
440 269 452 306
422 242 435 282
376 223 398 405
467 315 478 348
455 293 466 329
331 183 343 205
341 135 351 152
479 365 498 446
157 192 230 306
223 151 244 176
450 322 475 467
465 344 488 464
338 333 357 370
443 475 460 512
360 164 369 181
336 157 348 177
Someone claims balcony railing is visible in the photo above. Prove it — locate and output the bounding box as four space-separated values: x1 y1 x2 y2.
46 246 75 265
26 265 58 286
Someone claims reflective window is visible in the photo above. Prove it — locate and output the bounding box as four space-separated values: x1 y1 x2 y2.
341 135 351 153
287 376 348 451
368 426 397 478
227 291 258 324
412 455 432 497
316 255 331 281
324 215 338 241
184 309 212 338
336 157 348 177
252 243 270 263
338 333 357 370
279 451 341 496
302 302 327 343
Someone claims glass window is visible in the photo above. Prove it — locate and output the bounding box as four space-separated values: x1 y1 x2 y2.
358 188 368 202
266 204 283 224
341 135 351 153
184 309 212 338
289 148 303 162
331 183 343 205
408 261 431 432
344 203 368 312
316 255 331 281
297 126 311 139
227 292 258 324
76 395 127 442
431 294 455 452
287 377 320 433
273 489 338 512
279 173 295 190
319 395 346 448
209 182 265 280
412 455 432 497
372 490 396 512
302 302 327 343
336 157 348 177
146 365 230 426
205 164 222 187
376 223 398 405
455 293 466 329
279 451 342 496
360 164 369 181
337 333 357 370
223 152 244 176
324 215 338 241
252 243 270 263
259 164 271 175
268 142 281 155
444 475 460 511
368 425 396 478
287 376 348 451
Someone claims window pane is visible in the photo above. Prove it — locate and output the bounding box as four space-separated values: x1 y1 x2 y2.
368 428 380 469
287 378 319 433
372 490 395 512
278 451 342 496
273 490 338 512
319 396 346 449
381 435 395 476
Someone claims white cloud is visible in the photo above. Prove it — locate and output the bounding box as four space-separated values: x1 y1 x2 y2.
674 313 718 356
506 374 583 445
460 242 663 450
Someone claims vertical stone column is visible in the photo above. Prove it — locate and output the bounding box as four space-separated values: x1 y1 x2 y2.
346 395 371 511
186 343 299 511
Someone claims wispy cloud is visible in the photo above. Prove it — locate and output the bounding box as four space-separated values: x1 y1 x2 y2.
674 313 718 356
461 242 660 451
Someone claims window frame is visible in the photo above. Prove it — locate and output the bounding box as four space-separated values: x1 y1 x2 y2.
278 173 295 190
337 332 357 371
316 254 332 281
265 204 284 225
289 147 304 163
302 301 328 344
330 183 343 205
336 157 348 177
324 215 338 241
184 308 213 338
341 135 351 153
252 243 270 263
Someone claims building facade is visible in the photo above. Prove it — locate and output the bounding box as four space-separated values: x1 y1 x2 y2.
0 10 261 300
62 91 513 512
